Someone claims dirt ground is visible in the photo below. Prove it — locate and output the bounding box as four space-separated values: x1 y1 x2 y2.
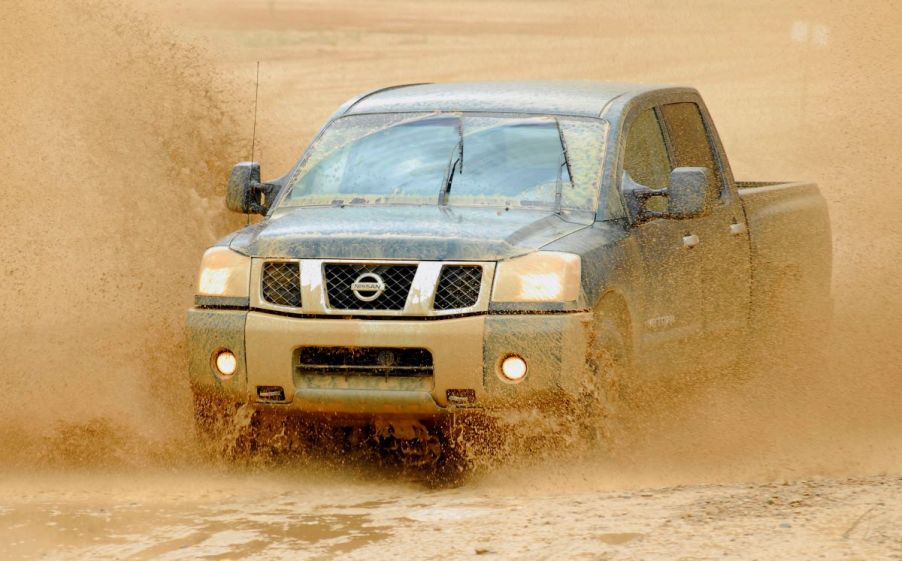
2 469 901 560
1 0 901 559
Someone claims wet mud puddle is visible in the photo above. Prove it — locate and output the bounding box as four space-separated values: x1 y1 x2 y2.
1 471 899 560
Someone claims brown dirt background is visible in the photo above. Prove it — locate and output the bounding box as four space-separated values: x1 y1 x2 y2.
0 0 901 558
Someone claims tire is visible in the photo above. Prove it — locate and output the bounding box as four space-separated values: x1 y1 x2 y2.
191 390 254 460
424 440 470 488
580 302 634 449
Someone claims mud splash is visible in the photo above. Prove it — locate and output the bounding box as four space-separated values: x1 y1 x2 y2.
2 2 902 559
0 0 900 491
0 0 245 466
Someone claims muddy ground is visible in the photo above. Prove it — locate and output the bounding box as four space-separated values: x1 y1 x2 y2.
1 0 901 559
2 470 901 560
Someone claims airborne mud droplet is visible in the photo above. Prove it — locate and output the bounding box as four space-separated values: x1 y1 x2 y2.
0 0 898 480
0 1 901 558
0 0 245 464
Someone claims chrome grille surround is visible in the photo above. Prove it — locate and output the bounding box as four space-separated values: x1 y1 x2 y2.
249 259 495 317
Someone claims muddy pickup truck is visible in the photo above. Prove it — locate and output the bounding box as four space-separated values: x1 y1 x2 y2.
187 81 831 463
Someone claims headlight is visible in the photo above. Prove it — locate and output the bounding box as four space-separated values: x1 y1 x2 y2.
196 247 251 298
491 252 581 302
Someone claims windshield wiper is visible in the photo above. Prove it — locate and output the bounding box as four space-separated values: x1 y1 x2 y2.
437 119 464 205
554 118 573 215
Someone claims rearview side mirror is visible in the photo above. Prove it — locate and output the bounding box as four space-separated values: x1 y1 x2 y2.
226 162 281 215
623 166 715 223
666 167 714 219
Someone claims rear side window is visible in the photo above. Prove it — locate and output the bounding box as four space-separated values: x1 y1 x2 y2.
623 109 670 189
660 102 721 195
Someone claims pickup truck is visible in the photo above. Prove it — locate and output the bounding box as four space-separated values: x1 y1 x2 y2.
187 81 832 467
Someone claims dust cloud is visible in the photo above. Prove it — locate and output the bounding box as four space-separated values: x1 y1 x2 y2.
1 0 901 490
0 0 246 466
1 1 902 558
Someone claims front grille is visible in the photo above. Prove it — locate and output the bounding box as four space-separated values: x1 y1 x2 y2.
433 265 483 310
324 263 416 311
297 346 433 377
261 261 301 307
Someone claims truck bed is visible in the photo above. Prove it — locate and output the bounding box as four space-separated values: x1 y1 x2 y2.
737 180 832 327
736 181 787 189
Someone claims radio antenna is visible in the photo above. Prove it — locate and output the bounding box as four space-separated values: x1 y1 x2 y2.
247 61 260 226
250 61 260 163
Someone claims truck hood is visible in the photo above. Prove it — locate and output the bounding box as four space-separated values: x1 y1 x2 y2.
228 205 593 260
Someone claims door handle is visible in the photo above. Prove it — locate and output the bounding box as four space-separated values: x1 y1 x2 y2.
682 234 700 248
729 222 746 235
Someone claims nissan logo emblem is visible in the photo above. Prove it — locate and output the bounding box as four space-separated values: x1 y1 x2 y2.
351 272 386 301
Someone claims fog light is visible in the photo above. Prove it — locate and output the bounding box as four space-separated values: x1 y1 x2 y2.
500 355 527 381
214 350 237 377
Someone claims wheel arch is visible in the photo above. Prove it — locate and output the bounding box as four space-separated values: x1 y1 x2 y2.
591 289 636 357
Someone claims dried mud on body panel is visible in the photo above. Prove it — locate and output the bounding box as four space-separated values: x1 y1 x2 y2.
186 309 249 399
482 312 593 403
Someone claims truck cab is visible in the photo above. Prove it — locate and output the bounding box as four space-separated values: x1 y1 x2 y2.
187 81 831 454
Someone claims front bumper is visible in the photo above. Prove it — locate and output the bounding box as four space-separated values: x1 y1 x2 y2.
186 308 592 418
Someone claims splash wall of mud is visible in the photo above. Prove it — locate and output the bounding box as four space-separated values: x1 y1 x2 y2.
1 0 900 481
0 1 246 463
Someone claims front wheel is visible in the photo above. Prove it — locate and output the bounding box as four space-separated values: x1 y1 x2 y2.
191 390 255 460
580 306 634 449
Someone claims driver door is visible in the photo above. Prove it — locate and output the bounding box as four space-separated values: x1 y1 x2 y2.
622 108 706 376
658 102 751 371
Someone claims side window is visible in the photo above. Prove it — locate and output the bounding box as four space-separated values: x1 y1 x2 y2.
623 109 670 189
623 109 670 212
660 102 721 196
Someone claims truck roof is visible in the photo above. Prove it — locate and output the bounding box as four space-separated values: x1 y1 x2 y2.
342 80 679 118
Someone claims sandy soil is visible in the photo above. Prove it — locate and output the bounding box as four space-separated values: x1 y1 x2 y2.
1 0 901 559
2 469 901 560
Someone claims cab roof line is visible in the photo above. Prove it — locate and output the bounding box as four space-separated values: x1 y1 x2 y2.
343 83 433 115
597 92 626 119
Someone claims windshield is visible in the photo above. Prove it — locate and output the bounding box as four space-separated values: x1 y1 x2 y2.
280 112 608 211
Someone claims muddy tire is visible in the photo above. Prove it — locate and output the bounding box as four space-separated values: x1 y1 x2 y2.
191 390 254 460
423 435 471 489
580 303 634 449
